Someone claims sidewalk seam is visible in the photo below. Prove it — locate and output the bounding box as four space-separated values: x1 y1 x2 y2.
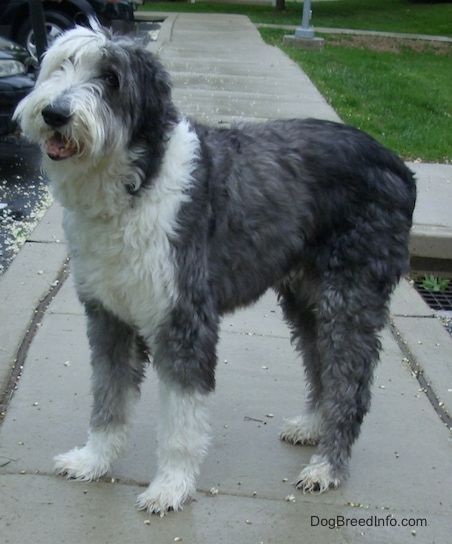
0 259 70 423
389 321 452 431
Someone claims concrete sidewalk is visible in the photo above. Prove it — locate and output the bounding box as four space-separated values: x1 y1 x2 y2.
1 13 452 544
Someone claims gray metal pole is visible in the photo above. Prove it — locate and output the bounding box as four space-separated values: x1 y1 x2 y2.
295 0 315 39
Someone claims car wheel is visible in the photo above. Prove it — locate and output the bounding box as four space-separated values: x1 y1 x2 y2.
17 11 74 62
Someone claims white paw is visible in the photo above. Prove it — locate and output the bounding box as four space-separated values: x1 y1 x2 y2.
280 413 322 446
136 475 195 515
294 454 341 493
54 446 111 481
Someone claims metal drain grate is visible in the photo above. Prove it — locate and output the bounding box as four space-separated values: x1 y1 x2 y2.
413 279 452 311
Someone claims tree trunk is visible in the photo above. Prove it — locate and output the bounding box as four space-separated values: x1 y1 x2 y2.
275 0 286 13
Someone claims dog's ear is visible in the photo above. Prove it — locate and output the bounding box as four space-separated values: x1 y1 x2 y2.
130 48 179 141
120 46 180 190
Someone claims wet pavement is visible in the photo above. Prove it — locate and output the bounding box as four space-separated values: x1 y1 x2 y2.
0 136 51 275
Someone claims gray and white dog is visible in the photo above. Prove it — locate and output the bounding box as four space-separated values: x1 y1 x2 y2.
15 24 416 514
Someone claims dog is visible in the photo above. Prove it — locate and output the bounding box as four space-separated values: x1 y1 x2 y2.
14 23 416 514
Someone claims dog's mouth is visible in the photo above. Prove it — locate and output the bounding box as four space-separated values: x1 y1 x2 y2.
46 132 78 161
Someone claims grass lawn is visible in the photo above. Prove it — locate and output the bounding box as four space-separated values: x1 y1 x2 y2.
141 1 452 162
141 1 452 36
260 29 452 162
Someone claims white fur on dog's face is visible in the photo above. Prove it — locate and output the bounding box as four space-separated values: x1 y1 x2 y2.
14 25 125 163
14 23 179 213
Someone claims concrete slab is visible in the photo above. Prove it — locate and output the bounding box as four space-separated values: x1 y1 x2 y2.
392 314 452 418
1 281 452 543
409 162 452 264
283 35 326 50
8 474 450 544
160 13 340 123
390 279 435 318
27 201 65 243
390 280 452 416
173 88 333 123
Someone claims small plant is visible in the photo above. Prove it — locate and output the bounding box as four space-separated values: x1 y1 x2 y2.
421 275 450 292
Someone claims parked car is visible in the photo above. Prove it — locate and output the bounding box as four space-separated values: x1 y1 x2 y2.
0 0 137 62
0 35 34 136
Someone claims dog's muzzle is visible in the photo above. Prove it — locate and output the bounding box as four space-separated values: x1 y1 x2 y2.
42 103 78 161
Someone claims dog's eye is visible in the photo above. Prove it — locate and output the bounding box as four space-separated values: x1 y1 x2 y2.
104 72 119 88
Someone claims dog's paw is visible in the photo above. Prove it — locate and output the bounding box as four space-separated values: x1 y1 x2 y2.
136 476 195 515
294 454 341 493
54 447 110 481
280 413 322 446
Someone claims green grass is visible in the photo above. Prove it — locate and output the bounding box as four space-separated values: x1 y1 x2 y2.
141 1 452 37
260 29 451 162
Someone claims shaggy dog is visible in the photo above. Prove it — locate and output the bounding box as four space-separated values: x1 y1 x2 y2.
14 24 416 514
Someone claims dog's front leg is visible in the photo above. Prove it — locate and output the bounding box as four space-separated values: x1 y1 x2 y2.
54 301 148 481
137 302 218 514
137 380 211 514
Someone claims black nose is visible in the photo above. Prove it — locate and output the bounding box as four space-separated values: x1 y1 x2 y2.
42 103 72 128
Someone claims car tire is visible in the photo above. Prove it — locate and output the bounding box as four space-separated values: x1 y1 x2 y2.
17 11 74 62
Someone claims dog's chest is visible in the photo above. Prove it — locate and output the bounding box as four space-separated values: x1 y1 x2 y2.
64 206 179 341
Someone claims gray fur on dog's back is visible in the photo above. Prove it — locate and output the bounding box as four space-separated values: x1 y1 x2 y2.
180 118 415 313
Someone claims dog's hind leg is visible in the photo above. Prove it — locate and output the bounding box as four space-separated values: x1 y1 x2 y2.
293 278 388 493
54 301 148 481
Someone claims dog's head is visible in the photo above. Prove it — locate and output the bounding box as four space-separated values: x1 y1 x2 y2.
14 23 179 167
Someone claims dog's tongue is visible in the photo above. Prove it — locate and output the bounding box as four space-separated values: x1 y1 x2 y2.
46 132 77 160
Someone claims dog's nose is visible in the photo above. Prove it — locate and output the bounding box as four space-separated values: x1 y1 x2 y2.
42 103 72 128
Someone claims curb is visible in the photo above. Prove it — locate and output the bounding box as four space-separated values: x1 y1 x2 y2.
256 23 452 43
390 280 452 428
